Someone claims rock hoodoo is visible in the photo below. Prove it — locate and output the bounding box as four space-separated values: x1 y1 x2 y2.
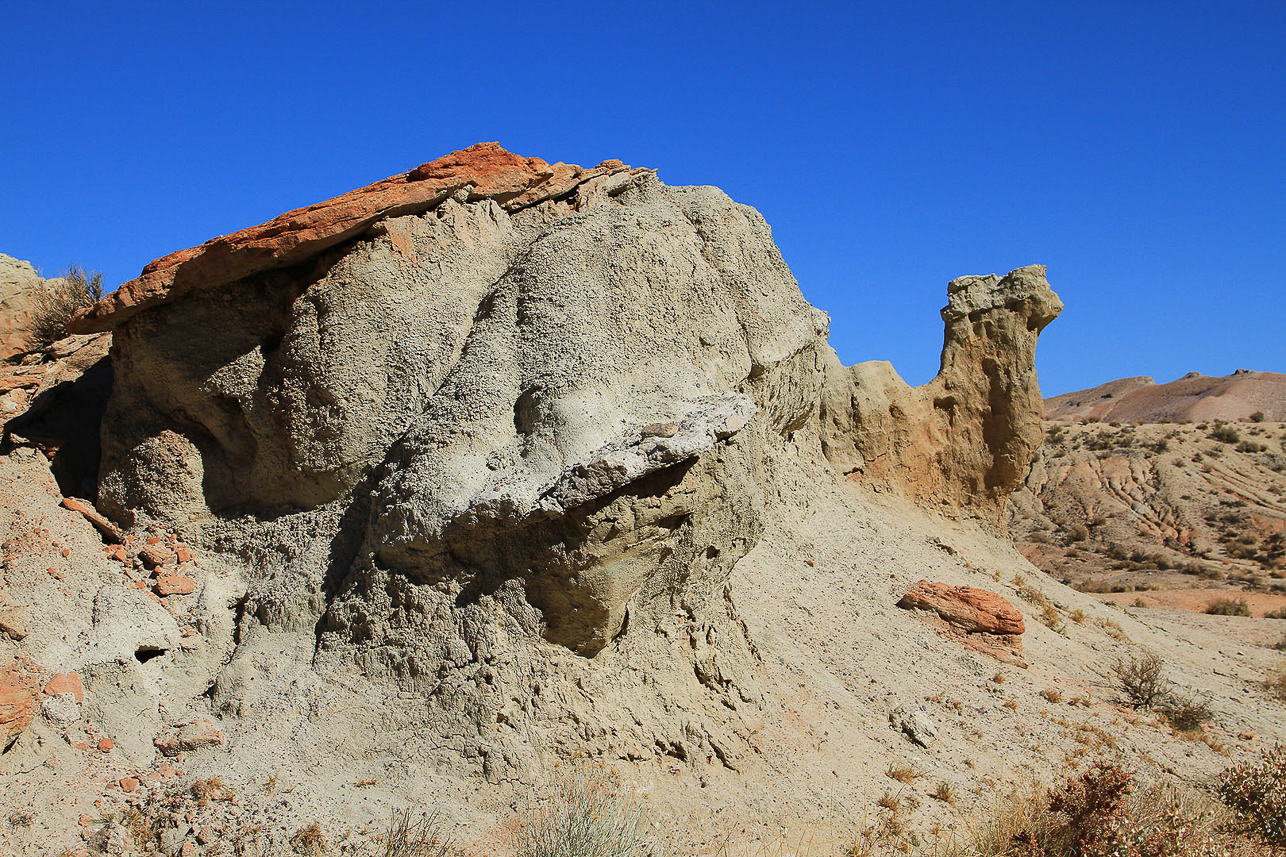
819 265 1062 522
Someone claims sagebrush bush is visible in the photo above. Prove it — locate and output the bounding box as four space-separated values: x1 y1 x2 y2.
1112 651 1213 729
1217 744 1286 850
518 765 659 857
1114 652 1171 708
1205 597 1251 617
27 265 105 350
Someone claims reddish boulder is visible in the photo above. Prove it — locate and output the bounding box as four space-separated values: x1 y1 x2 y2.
897 580 1026 636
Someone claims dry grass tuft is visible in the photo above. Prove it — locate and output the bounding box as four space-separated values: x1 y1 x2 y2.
885 762 919 784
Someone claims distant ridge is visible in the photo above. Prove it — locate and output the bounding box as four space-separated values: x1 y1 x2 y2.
1045 369 1286 422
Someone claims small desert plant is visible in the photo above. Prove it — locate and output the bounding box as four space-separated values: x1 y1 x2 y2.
356 809 457 857
886 762 919 783
932 782 956 804
1041 688 1064 703
1113 651 1171 708
27 265 105 350
1267 669 1286 702
1217 743 1286 850
1209 425 1242 444
1205 597 1251 616
1250 411 1266 423
292 822 328 856
1264 607 1286 619
517 765 659 857
1160 692 1215 732
191 776 235 806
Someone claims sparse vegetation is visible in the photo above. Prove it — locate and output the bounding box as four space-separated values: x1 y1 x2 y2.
292 822 328 856
27 265 105 350
1112 651 1213 730
932 782 956 804
1209 424 1241 444
517 765 659 857
886 762 919 784
1205 597 1251 616
1217 743 1286 850
1267 669 1286 703
1041 687 1063 703
356 809 457 857
961 763 1249 857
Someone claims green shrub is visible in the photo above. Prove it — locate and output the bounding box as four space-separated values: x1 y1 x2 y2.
1205 598 1251 616
1217 744 1286 849
1209 425 1241 444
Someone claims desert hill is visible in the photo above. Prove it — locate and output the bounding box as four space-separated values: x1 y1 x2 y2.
1045 370 1286 423
2 145 1284 856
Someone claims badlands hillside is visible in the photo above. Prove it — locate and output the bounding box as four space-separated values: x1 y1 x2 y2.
1011 374 1286 616
2 145 1284 856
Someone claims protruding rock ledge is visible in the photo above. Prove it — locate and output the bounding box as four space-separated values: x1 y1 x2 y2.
70 143 638 332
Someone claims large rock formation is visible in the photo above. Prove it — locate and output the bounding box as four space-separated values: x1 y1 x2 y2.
60 144 1059 787
819 266 1062 522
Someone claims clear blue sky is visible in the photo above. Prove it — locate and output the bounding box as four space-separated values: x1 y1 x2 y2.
3 2 1283 395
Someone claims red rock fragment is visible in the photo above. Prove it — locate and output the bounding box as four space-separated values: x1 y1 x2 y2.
138 544 173 569
110 549 128 563
119 777 138 792
154 574 196 596
0 659 39 743
60 497 123 542
897 580 1026 635
44 672 85 703
174 545 192 564
98 737 114 752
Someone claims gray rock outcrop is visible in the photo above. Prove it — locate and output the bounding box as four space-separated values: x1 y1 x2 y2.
71 144 1059 783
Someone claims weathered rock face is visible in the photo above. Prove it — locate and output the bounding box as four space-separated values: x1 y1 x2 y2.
91 145 830 662
819 265 1062 523
70 143 633 333
0 254 50 359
